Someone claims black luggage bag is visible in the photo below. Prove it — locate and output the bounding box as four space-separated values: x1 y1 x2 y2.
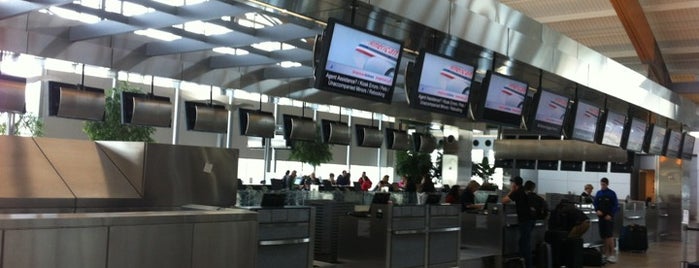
535 242 552 268
582 247 605 266
619 224 648 252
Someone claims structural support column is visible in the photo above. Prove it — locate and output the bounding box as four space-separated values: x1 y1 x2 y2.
171 82 181 145
610 0 672 87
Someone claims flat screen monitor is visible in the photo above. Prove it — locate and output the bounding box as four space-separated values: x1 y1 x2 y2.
569 100 600 142
645 124 666 155
314 18 403 103
425 194 441 205
475 71 528 127
485 194 499 204
260 193 286 207
598 110 626 147
408 50 474 116
528 89 569 135
372 192 391 204
622 117 647 152
664 129 682 158
682 133 695 159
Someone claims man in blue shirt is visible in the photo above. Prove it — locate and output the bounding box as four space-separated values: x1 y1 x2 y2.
594 177 618 263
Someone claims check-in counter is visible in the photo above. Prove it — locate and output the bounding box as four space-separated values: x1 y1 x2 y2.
427 205 461 267
461 203 546 266
248 206 314 268
0 208 258 268
338 204 460 268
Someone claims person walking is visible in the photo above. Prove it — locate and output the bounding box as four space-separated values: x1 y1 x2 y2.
594 177 619 263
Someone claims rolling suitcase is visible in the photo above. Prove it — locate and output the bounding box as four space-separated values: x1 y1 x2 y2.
535 242 552 268
582 247 605 266
503 256 524 268
562 238 583 268
619 224 648 252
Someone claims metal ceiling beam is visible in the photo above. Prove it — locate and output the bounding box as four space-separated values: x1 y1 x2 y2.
145 23 320 56
68 1 252 41
208 48 312 69
610 0 672 87
0 0 73 20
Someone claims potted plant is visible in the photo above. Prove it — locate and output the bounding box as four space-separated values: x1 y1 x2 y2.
472 156 498 190
83 82 155 142
0 113 43 137
288 127 332 170
395 150 435 187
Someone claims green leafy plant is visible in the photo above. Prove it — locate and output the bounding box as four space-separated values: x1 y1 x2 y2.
395 150 435 185
0 113 43 137
83 82 155 142
472 156 498 190
288 127 332 168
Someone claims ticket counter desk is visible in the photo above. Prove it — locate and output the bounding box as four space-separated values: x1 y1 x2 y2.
246 206 315 268
338 204 460 268
460 203 546 267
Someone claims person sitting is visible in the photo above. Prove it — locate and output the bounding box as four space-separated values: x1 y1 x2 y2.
373 175 391 191
445 185 460 204
460 180 483 211
336 170 350 186
358 172 372 191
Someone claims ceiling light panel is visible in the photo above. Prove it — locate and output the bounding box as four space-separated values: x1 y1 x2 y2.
134 28 181 41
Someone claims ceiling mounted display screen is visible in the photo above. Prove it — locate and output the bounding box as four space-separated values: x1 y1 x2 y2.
645 124 667 155
407 50 474 116
0 74 27 114
528 89 569 135
413 133 437 153
622 117 647 152
475 71 528 127
598 110 626 147
314 18 403 103
184 101 228 133
681 133 695 159
321 119 351 145
121 92 172 127
385 128 411 150
283 114 316 142
663 129 682 158
568 100 600 142
48 81 105 121
355 124 383 148
239 108 275 138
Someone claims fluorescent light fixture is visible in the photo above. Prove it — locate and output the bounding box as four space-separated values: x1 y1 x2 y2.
174 20 232 36
251 42 295 52
212 47 249 55
47 6 100 24
279 61 301 68
134 28 181 41
152 0 208 6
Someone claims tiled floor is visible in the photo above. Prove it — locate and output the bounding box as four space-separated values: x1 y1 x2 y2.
315 239 697 267
611 240 695 267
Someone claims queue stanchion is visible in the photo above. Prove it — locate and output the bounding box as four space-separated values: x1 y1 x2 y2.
682 225 699 268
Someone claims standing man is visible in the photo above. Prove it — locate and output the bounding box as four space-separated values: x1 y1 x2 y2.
502 176 534 268
594 177 618 263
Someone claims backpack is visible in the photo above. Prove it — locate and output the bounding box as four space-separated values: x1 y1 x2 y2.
528 192 549 220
